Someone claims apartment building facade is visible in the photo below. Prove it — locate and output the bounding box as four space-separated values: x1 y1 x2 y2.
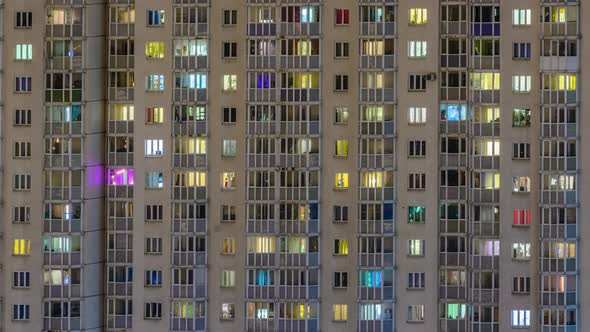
0 0 589 331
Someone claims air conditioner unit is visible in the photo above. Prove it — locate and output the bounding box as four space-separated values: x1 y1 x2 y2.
426 73 437 81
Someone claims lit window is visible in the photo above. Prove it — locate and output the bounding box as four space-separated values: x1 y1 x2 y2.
146 42 165 59
409 8 427 25
13 239 31 256
512 109 531 127
441 304 467 320
361 171 383 188
335 107 349 124
109 104 134 121
221 304 235 320
470 72 500 90
473 239 500 256
222 172 236 189
146 74 164 91
147 10 165 26
145 139 163 156
408 206 426 223
145 172 164 189
222 238 235 255
333 304 348 321
174 39 208 56
221 270 235 288
512 243 531 260
408 107 427 124
335 9 349 25
512 176 530 192
145 270 163 287
408 239 425 256
408 41 427 58
334 140 348 157
512 9 531 26
108 168 134 186
16 44 32 60
513 209 530 226
146 107 163 124
547 7 567 23
334 173 349 189
360 270 384 287
223 140 237 157
248 236 275 253
407 305 425 322
512 75 532 93
543 73 577 91
472 139 500 156
223 75 238 92
511 310 530 327
334 239 348 255
440 104 467 121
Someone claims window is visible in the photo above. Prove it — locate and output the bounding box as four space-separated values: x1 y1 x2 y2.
13 239 31 256
333 272 348 288
15 12 33 28
333 206 348 223
145 270 163 287
408 41 427 58
512 176 530 192
146 42 165 59
221 303 235 320
335 75 348 91
408 140 426 157
335 42 349 58
511 310 530 327
513 209 531 226
408 107 427 124
13 304 30 320
408 272 425 289
335 140 348 157
408 239 424 256
221 270 235 288
13 206 30 223
145 139 163 157
223 10 238 26
146 205 163 222
409 74 426 91
513 43 531 60
145 238 162 254
223 75 238 92
13 174 31 191
408 206 426 223
145 172 164 189
512 109 530 127
222 172 236 189
15 77 32 92
409 8 427 25
174 39 208 57
441 104 467 121
223 107 237 124
223 140 237 157
14 109 32 126
14 141 31 158
408 173 426 190
407 305 425 322
13 272 30 288
512 9 531 26
145 302 162 319
512 243 531 260
335 173 349 189
146 74 164 91
335 9 350 25
334 239 349 255
223 42 237 58
513 143 530 160
222 238 235 255
221 205 236 222
512 75 532 93
333 304 348 321
335 107 349 124
146 107 164 124
15 44 32 60
513 276 530 294
147 10 165 26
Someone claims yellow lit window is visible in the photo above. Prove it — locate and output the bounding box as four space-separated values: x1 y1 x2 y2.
173 302 193 318
470 73 500 90
333 304 348 321
222 172 236 189
146 41 165 59
409 8 427 25
552 7 566 23
298 205 308 221
556 74 576 91
175 171 206 187
109 104 134 121
362 40 383 56
222 238 235 255
281 236 307 253
13 239 30 256
335 140 348 157
296 40 311 56
474 107 499 123
361 171 383 188
289 72 319 89
473 139 500 156
175 137 207 154
334 239 349 255
146 106 164 124
248 236 275 253
335 173 349 189
363 106 384 121
223 75 238 91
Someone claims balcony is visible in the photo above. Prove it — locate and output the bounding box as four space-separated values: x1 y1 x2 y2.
108 120 134 134
248 23 277 36
107 217 133 232
279 22 320 36
360 88 395 103
359 285 394 301
441 21 468 35
360 22 395 36
45 154 83 168
44 318 81 331
174 23 208 37
107 185 133 199
173 187 206 201
173 120 207 136
44 252 81 266
172 252 206 266
360 55 395 70
173 154 207 168
108 55 134 69
46 56 83 71
279 88 320 102
172 218 207 234
279 55 320 69
107 315 132 330
107 248 132 264
540 56 578 72
44 284 81 298
45 186 82 201
44 218 81 233
278 252 319 267
174 88 207 102
171 284 206 299
174 55 208 70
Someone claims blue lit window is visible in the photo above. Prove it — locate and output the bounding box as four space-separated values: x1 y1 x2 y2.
361 270 383 287
441 104 467 121
148 10 165 26
256 270 270 285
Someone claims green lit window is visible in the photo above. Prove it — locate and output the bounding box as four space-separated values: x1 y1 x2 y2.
408 206 426 223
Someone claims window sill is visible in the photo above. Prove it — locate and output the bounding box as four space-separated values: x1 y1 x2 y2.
145 219 163 223
333 187 348 191
406 287 425 291
512 224 530 228
221 219 237 224
406 320 425 324
333 254 348 257
220 317 235 321
221 187 237 191
512 258 531 262
333 155 348 159
332 320 347 323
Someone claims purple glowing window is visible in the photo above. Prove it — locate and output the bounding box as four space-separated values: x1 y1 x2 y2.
108 168 134 186
257 74 273 89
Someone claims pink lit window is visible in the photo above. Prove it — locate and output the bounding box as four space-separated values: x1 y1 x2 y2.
335 9 349 25
513 209 530 225
108 168 134 186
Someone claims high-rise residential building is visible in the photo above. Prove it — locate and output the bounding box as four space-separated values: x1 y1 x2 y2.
0 0 588 331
